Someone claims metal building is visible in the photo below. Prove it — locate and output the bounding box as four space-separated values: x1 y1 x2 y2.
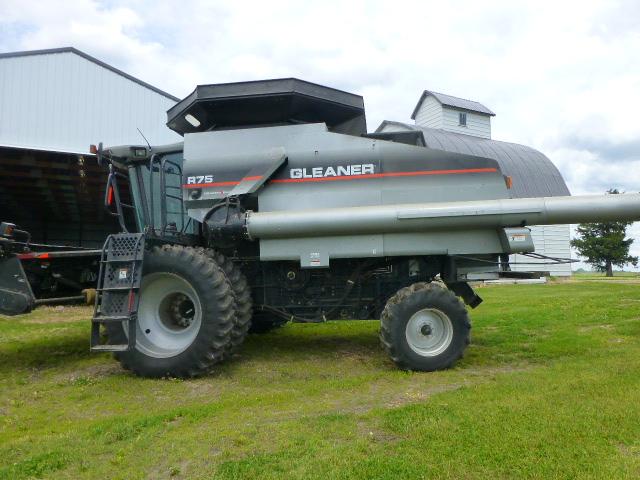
377 116 573 276
0 47 181 247
411 90 495 139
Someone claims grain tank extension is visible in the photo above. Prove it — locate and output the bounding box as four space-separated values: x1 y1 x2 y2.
61 79 640 377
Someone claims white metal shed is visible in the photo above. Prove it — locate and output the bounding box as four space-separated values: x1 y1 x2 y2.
0 47 181 247
0 47 180 154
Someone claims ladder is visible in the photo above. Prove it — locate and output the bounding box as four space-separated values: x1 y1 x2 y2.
91 233 145 352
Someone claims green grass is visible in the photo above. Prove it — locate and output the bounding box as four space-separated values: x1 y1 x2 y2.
572 271 640 280
2 281 640 479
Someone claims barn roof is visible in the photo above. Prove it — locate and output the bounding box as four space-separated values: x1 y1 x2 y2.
0 47 179 101
376 121 570 199
411 90 495 119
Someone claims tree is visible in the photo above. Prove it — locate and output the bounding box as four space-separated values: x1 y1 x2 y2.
570 189 638 276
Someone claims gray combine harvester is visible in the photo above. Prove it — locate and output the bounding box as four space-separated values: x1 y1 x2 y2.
2 78 639 378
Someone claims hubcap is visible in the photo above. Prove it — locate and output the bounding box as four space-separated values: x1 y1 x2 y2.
405 308 454 357
127 272 202 358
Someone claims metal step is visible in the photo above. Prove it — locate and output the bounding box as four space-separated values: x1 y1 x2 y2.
90 344 131 352
91 233 145 352
92 315 132 323
97 286 141 292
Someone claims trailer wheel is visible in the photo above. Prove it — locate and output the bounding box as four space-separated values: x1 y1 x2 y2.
106 245 235 378
197 248 253 358
380 282 470 371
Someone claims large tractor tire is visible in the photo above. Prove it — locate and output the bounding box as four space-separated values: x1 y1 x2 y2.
196 248 253 358
106 245 235 378
380 282 470 371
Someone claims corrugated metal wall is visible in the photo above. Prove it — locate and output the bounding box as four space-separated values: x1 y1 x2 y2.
510 225 572 276
0 50 181 154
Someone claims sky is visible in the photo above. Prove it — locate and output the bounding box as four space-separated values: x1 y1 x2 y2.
1 0 639 269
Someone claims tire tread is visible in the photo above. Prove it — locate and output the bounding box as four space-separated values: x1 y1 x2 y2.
109 245 236 378
379 282 471 371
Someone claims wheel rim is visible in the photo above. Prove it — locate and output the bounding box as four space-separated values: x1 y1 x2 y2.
405 308 454 357
128 272 202 358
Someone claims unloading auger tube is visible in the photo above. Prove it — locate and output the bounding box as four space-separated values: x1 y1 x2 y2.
240 193 640 239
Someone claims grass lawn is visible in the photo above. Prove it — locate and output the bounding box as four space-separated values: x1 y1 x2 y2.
571 271 640 281
1 280 640 479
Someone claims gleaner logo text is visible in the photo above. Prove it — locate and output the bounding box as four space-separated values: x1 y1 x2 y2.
289 164 375 179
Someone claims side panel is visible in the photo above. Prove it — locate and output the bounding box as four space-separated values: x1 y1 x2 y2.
259 229 505 266
260 235 384 267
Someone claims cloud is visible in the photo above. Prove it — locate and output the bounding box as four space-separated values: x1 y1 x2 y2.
555 136 640 165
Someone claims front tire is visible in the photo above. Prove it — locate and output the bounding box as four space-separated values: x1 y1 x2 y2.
197 249 253 358
107 245 235 378
380 282 470 371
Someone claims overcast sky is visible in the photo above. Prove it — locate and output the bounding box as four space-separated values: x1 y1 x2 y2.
1 0 639 269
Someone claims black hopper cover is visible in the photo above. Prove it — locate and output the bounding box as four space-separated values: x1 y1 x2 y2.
167 78 367 136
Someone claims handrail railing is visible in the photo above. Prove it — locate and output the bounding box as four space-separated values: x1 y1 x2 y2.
104 163 135 233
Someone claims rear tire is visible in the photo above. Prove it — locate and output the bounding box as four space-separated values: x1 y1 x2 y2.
106 245 235 378
380 282 470 371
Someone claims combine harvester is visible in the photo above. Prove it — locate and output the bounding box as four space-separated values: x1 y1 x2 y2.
1 79 638 377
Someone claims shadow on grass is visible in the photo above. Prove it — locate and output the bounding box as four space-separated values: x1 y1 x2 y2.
0 332 92 373
240 324 382 359
0 319 537 377
0 320 386 378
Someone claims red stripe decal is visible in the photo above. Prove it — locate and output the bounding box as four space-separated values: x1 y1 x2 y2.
182 168 496 188
17 252 51 260
269 168 497 184
183 180 239 188
128 291 135 312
